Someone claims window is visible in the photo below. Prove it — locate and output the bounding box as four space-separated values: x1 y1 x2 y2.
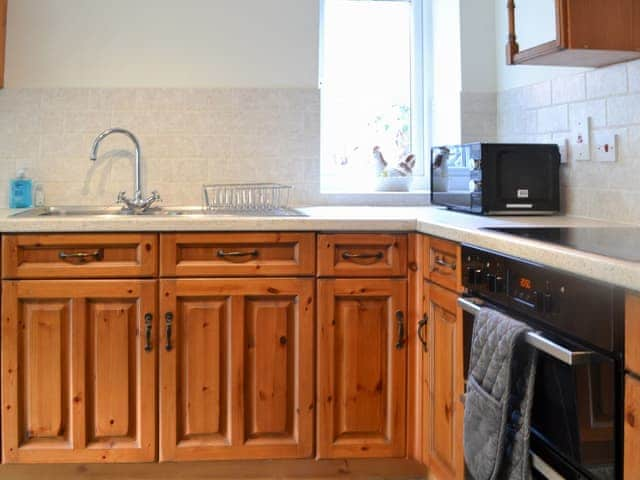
320 0 426 193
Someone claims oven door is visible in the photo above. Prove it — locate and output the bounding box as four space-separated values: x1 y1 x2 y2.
458 297 620 480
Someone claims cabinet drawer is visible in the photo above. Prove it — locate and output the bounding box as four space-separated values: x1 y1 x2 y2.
160 232 315 277
2 233 158 279
317 234 407 277
424 236 462 292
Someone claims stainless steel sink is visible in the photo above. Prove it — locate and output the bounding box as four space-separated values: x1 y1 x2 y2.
10 206 307 218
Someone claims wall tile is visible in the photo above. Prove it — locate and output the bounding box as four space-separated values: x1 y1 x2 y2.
607 94 640 126
537 104 568 133
552 73 586 104
628 60 640 93
586 64 628 99
569 99 607 129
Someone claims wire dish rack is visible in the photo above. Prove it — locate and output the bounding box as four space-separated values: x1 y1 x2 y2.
203 183 301 215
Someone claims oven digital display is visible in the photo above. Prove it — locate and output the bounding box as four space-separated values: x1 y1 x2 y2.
519 277 533 290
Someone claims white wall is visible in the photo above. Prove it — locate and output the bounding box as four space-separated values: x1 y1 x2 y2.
494 0 587 91
460 0 496 93
5 0 320 88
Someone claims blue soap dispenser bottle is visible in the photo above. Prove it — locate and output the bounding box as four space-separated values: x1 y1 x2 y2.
9 168 33 209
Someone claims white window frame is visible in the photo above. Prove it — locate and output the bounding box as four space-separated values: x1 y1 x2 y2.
318 0 431 192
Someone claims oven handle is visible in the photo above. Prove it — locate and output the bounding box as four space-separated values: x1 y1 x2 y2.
530 453 565 480
457 297 592 367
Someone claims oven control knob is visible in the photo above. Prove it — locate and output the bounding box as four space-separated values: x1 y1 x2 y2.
466 266 476 284
473 268 484 285
486 273 497 292
534 291 544 312
543 293 553 313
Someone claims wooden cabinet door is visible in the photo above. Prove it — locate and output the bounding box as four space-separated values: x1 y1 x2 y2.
422 281 464 480
317 278 407 458
626 375 640 479
159 278 314 461
1 280 157 464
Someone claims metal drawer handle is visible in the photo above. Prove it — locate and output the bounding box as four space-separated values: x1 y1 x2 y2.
59 249 104 262
395 311 406 349
434 255 456 270
457 297 591 367
165 312 174 352
418 314 428 352
217 249 259 259
342 251 384 261
144 313 153 353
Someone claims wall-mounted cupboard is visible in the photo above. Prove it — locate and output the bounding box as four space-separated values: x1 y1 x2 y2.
507 0 640 67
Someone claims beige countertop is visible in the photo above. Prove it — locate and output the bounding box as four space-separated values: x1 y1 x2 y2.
0 206 637 291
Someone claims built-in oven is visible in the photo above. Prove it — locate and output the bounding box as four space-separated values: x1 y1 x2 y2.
460 246 624 480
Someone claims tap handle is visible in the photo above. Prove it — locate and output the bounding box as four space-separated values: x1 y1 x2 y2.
117 191 127 204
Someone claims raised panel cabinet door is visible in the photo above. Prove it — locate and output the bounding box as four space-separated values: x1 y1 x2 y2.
422 282 464 480
159 278 314 461
1 280 157 464
625 375 640 479
317 278 407 459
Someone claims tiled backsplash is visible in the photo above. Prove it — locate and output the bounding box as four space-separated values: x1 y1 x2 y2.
497 60 640 224
0 88 326 207
461 91 498 144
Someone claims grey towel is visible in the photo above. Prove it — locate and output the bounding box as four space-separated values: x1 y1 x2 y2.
464 307 538 480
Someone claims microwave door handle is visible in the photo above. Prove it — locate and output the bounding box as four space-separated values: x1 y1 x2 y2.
457 297 591 367
530 453 565 480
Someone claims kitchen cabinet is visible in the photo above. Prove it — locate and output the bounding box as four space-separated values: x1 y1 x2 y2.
424 236 463 294
625 375 640 478
158 278 314 461
507 0 640 67
421 281 464 480
1 280 157 463
317 278 407 458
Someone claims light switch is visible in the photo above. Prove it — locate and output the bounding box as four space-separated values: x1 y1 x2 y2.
593 132 617 162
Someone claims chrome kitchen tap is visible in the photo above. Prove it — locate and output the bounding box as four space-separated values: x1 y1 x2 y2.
89 128 160 213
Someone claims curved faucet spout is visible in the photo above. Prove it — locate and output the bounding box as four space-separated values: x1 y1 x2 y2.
89 128 159 212
90 128 142 202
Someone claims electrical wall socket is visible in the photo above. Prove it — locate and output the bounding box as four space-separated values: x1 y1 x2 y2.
593 132 617 162
571 116 591 161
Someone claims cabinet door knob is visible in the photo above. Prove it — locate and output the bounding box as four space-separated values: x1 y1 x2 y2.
165 312 174 352
395 311 406 349
418 314 428 352
144 313 153 353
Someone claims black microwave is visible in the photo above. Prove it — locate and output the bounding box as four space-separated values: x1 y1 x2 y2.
431 143 560 215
